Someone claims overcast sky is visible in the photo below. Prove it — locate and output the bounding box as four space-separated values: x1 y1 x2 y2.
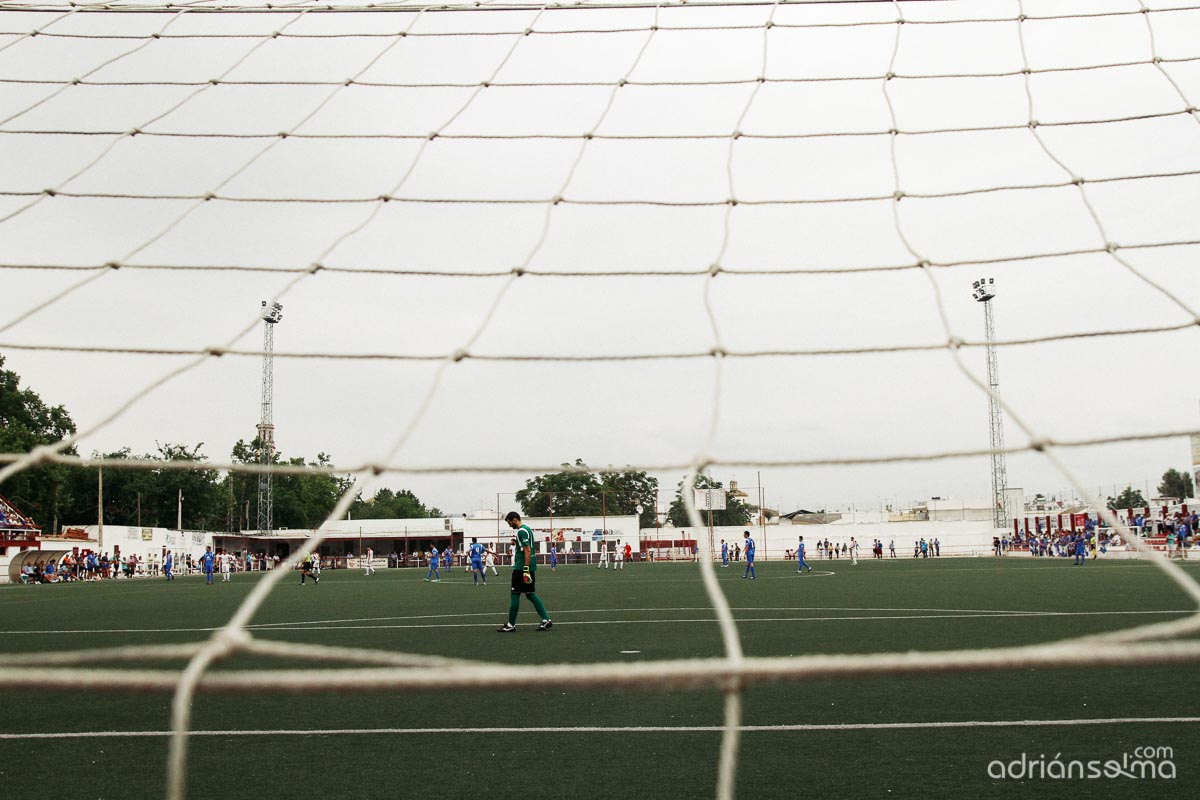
2 0 1199 517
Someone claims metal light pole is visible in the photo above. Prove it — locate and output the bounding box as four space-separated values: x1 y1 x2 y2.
257 301 283 534
972 277 1009 529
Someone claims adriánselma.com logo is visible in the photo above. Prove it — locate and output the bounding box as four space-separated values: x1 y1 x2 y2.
987 747 1176 780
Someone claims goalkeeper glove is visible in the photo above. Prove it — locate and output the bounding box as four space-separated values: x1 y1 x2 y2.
522 567 532 584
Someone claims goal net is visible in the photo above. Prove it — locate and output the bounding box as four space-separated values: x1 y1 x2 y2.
2 1 1200 799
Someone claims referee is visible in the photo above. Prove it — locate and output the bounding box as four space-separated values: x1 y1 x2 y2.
497 511 553 632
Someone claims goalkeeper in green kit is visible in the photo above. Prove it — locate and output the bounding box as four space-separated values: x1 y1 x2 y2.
497 511 553 632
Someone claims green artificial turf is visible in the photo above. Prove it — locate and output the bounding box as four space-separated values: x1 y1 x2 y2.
1 557 1197 799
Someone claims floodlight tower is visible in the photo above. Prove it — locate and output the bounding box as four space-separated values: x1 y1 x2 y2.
972 278 1008 529
256 301 283 534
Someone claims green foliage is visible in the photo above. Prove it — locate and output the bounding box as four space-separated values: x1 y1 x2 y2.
515 459 658 526
0 354 83 531
350 487 442 520
0 356 440 533
1157 468 1193 501
667 473 750 527
1106 486 1147 511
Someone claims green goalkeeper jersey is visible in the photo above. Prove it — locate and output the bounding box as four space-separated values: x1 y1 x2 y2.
513 524 537 572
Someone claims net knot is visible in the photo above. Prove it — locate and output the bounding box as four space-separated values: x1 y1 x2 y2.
710 346 727 358
1029 438 1050 452
947 336 965 349
278 131 288 138
1105 242 1119 253
1071 176 1084 186
205 346 226 357
43 188 56 196
71 77 81 85
451 348 469 363
885 72 895 80
893 190 905 200
308 262 324 274
1028 119 1038 128
917 259 931 269
344 78 354 86
105 261 121 270
727 198 738 206
709 263 722 276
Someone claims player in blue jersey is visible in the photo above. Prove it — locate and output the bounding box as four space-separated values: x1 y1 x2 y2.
163 551 174 581
1073 534 1087 566
741 530 756 579
442 547 452 575
201 546 216 585
468 537 487 586
721 540 729 567
796 535 812 574
549 545 558 572
425 546 441 582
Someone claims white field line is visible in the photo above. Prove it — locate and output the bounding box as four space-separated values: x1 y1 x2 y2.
0 609 1187 635
2 716 1197 740
247 605 1062 627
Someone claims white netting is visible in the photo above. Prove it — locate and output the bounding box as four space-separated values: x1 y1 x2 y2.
2 2 1200 799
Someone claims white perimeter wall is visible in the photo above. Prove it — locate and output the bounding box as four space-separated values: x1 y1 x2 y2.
76 524 214 563
461 515 640 554
649 520 1003 559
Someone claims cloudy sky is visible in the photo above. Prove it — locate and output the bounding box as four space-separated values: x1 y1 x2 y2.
2 0 1199 517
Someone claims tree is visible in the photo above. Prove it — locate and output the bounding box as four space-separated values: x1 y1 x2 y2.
515 459 603 517
350 487 442 520
1158 468 1193 501
668 473 750 527
514 460 658 526
598 466 659 528
0 354 86 532
1107 486 1147 511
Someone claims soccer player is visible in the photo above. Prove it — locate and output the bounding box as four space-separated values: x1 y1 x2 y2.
849 537 859 566
889 540 896 558
201 546 216 586
614 540 625 570
220 550 233 582
741 530 756 579
496 511 552 633
469 537 487 586
485 547 498 575
311 551 322 580
549 545 558 572
299 552 319 585
796 535 813 574
163 550 174 582
624 542 632 563
720 540 729 567
596 540 609 569
364 546 376 576
1074 533 1087 566
441 547 452 575
425 546 441 582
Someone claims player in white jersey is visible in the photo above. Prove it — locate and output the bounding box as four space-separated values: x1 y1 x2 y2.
596 541 610 569
485 548 499 575
311 552 322 580
614 540 625 570
363 547 376 576
849 537 859 566
220 552 234 581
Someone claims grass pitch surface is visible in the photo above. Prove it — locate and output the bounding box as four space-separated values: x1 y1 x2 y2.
1 556 1198 799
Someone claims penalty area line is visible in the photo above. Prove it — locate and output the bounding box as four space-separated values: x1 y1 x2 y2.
3 717 1198 740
